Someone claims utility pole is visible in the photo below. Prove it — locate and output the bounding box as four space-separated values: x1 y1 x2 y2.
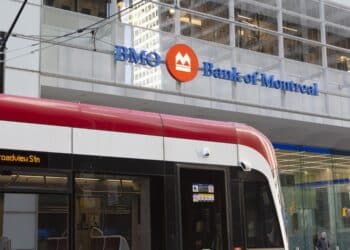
0 0 28 93
0 32 5 93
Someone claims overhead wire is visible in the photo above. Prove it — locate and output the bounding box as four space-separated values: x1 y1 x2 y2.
0 0 147 63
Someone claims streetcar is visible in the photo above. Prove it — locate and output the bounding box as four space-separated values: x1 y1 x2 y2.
0 94 288 250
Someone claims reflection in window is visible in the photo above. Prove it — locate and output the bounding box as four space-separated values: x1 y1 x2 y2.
0 193 69 250
283 14 320 42
44 0 75 11
44 0 107 17
38 194 69 250
284 38 321 65
180 12 230 45
327 49 350 72
333 155 350 250
243 171 283 248
236 26 278 56
235 1 277 31
248 0 277 6
0 172 68 192
282 0 320 18
78 0 106 17
326 25 350 50
276 148 336 250
180 168 228 250
180 0 229 19
325 4 350 27
75 174 163 250
126 4 174 33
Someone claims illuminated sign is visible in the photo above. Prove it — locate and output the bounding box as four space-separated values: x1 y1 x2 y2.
0 150 46 167
114 44 319 96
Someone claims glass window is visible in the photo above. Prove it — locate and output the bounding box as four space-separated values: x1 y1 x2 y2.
180 0 229 19
124 4 175 33
75 173 164 250
284 38 321 65
282 0 320 18
236 26 278 56
276 148 335 250
180 12 230 45
0 171 68 192
333 154 350 249
283 14 321 42
237 0 277 6
78 0 106 17
325 4 350 27
326 25 350 50
243 171 283 248
44 0 76 11
300 152 333 250
277 149 303 250
327 48 350 72
180 168 228 250
235 1 278 31
0 193 69 250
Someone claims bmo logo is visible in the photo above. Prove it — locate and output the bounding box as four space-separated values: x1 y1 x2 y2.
166 44 199 82
114 44 199 82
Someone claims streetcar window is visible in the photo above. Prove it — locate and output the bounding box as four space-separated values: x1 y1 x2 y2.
180 168 228 250
75 173 164 250
243 172 283 248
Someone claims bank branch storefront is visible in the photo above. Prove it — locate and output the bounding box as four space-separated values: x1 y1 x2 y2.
1 1 348 249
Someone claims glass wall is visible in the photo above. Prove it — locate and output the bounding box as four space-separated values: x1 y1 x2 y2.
75 174 152 250
43 0 350 73
180 11 230 45
0 171 69 250
276 144 350 250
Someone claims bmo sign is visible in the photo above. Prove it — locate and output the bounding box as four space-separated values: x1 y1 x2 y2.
115 46 161 67
115 44 319 96
115 44 198 82
165 44 199 82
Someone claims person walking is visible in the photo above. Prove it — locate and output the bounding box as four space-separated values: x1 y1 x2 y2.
316 232 330 250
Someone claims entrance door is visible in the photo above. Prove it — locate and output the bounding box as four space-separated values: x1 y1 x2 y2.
180 168 228 250
0 171 70 250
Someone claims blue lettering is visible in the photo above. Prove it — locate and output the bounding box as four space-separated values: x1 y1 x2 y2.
146 52 161 67
213 69 221 78
230 68 241 82
261 73 274 87
273 80 281 89
243 74 251 84
312 83 319 96
115 46 128 61
203 62 213 77
128 48 144 64
115 46 161 67
251 72 258 85
223 70 231 80
298 84 307 94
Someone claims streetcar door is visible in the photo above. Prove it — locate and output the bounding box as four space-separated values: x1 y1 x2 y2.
0 170 70 250
180 168 228 250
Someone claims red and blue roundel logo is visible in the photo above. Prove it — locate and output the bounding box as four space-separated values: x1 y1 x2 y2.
166 44 199 82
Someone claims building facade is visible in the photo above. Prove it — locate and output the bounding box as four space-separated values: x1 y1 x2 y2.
1 0 350 249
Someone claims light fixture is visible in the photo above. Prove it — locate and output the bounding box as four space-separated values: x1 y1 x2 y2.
283 26 298 33
180 16 202 26
180 16 190 23
75 177 100 181
237 14 252 21
117 0 124 9
191 18 202 26
169 9 175 15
